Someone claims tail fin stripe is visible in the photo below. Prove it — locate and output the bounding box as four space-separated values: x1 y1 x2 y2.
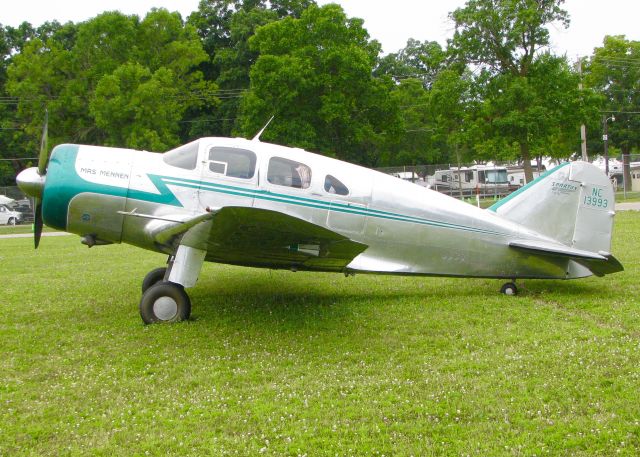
488 162 570 212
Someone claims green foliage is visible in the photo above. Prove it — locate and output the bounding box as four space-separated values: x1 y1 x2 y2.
5 10 216 155
449 0 569 76
90 64 179 151
585 35 640 155
449 0 593 180
0 0 636 185
186 0 316 137
238 4 400 165
376 38 448 89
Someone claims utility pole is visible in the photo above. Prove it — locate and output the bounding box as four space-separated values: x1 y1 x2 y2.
576 57 588 161
603 114 615 176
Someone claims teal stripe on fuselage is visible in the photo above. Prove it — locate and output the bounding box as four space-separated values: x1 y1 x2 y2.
159 175 508 237
43 145 509 238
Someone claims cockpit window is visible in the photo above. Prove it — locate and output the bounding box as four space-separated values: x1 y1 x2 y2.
267 157 312 189
324 175 349 195
208 147 256 179
163 141 199 170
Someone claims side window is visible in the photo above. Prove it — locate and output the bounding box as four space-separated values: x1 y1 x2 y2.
208 147 256 179
267 157 312 189
324 175 349 195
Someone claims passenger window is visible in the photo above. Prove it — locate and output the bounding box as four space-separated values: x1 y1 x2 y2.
208 147 256 179
324 175 349 195
268 157 312 189
163 141 199 170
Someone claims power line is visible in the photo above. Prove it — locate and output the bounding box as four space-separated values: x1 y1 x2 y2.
600 110 640 114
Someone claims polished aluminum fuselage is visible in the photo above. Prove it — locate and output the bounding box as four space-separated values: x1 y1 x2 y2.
44 138 584 280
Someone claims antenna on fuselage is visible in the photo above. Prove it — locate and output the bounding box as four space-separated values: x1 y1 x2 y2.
252 116 274 142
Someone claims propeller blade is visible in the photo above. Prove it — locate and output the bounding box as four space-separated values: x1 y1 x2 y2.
34 199 43 249
37 109 49 176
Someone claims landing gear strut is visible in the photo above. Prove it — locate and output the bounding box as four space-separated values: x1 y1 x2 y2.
500 282 518 296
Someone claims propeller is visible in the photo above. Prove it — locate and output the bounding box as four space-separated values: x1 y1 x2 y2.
16 109 49 249
34 109 49 248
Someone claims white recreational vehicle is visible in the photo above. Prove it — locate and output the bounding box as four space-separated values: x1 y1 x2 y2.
431 165 510 196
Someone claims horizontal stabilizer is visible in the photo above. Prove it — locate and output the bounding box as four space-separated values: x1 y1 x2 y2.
509 239 607 260
509 239 624 277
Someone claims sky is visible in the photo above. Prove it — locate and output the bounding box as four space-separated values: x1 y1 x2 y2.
2 0 639 59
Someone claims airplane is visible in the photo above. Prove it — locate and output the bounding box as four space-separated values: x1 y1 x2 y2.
17 117 623 324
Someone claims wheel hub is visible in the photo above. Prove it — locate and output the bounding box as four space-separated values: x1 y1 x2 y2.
153 296 178 321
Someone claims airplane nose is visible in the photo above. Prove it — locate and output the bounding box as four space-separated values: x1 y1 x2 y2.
17 167 46 198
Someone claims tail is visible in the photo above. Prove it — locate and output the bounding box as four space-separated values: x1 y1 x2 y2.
488 161 623 276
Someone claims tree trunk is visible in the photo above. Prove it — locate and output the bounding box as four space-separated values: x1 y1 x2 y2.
520 142 533 183
623 153 632 192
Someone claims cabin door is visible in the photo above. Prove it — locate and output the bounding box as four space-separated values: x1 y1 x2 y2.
198 145 258 211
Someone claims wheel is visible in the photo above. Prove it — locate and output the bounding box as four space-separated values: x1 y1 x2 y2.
139 282 191 324
500 282 518 296
7 217 16 226
141 267 167 293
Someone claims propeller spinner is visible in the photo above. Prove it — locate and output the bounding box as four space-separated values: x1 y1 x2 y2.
16 110 49 248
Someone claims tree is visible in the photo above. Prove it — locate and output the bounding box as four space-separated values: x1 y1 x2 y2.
449 0 575 181
7 9 216 155
585 36 640 157
187 0 316 137
238 4 400 166
471 54 595 167
90 64 185 151
429 68 476 165
375 39 448 89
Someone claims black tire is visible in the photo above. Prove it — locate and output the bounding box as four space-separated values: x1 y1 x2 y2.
141 267 168 293
500 282 518 296
7 217 16 226
139 282 191 324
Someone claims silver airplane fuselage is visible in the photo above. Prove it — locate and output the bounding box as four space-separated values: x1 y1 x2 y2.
35 138 612 280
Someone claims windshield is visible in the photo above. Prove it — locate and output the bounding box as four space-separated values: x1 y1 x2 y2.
163 140 199 170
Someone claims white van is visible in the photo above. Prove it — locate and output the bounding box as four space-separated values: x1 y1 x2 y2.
0 204 23 225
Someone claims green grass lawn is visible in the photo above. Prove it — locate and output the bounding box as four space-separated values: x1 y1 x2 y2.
615 191 640 203
0 224 55 235
1 213 639 456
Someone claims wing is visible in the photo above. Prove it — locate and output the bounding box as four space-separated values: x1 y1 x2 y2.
156 206 368 272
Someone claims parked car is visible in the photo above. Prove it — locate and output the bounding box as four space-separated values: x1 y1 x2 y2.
0 204 23 225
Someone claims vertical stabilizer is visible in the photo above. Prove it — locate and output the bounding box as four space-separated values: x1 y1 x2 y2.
488 161 616 255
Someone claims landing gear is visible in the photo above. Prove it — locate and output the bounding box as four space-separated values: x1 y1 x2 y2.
139 282 191 324
138 246 205 324
500 282 518 296
141 267 167 293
